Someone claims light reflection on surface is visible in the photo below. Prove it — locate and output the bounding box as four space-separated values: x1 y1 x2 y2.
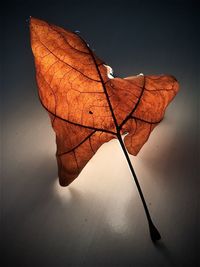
53 138 139 235
52 117 178 236
53 179 72 203
3 83 198 267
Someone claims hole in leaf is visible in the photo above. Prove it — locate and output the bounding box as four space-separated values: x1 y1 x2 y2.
89 110 93 114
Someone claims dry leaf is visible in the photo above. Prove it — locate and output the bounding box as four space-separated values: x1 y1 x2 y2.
30 17 179 186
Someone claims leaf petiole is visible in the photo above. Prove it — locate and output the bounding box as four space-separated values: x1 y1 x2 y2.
117 133 161 242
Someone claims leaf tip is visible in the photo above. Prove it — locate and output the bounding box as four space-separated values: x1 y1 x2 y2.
170 75 179 93
29 16 47 31
59 177 74 187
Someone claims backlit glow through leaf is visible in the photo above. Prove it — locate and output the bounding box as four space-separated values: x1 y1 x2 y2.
30 17 179 242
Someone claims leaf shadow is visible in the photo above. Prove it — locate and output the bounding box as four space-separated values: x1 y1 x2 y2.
153 241 177 267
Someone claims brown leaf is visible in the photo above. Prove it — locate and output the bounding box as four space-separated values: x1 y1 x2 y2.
30 17 179 186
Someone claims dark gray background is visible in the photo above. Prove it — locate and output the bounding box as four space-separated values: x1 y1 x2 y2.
1 0 199 266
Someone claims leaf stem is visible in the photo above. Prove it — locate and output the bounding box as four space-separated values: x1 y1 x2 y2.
77 30 161 242
117 134 161 242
